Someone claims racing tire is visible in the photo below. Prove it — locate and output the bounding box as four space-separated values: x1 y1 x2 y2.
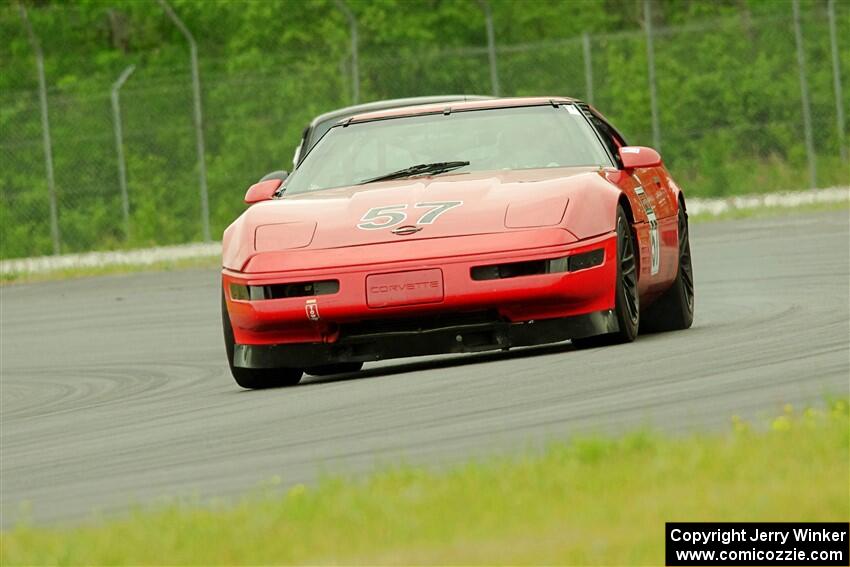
305 362 364 377
572 205 640 348
641 203 694 333
221 290 303 389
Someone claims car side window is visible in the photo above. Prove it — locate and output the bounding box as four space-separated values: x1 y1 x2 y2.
588 112 626 168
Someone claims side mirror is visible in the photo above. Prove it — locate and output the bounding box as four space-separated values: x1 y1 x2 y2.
619 146 662 169
244 179 282 204
244 171 289 204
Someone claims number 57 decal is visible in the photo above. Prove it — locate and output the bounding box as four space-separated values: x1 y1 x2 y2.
357 201 463 230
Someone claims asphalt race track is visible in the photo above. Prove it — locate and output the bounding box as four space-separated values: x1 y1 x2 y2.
2 211 848 526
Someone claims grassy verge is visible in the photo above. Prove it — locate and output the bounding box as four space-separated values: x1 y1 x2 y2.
2 400 847 565
0 255 219 285
688 199 849 222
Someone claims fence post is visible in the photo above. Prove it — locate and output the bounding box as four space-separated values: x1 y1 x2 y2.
18 4 60 255
335 0 359 105
111 65 135 241
792 0 817 188
478 0 500 96
159 0 211 241
582 33 593 105
827 0 847 163
644 0 661 151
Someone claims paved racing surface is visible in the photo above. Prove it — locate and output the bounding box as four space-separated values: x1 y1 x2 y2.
2 211 848 526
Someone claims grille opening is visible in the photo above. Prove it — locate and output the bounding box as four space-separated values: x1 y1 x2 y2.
568 249 604 272
264 280 339 299
472 260 548 281
232 280 339 301
470 249 604 281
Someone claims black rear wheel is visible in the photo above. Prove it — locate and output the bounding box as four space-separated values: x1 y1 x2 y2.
641 203 694 332
222 290 303 389
573 205 640 348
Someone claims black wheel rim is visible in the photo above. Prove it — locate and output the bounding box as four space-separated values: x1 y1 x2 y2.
678 209 694 310
619 217 639 324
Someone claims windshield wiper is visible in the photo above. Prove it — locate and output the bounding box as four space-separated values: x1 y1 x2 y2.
360 161 470 184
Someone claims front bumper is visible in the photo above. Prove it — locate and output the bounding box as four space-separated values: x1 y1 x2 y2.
223 230 618 351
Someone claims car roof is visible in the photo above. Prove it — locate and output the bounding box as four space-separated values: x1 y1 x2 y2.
344 96 582 124
308 95 494 129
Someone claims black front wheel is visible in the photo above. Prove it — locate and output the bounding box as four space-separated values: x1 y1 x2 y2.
573 205 640 348
641 203 694 332
222 290 303 389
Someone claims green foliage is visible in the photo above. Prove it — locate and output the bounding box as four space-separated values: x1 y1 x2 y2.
0 0 847 258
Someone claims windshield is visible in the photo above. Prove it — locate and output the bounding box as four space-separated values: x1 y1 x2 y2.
284 105 611 195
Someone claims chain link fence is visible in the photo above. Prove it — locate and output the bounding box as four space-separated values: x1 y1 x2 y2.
1 2 847 260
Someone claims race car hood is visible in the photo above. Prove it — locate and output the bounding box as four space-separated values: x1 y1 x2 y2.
223 166 621 271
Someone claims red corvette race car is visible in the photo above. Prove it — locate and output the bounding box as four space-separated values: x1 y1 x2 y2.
221 97 694 389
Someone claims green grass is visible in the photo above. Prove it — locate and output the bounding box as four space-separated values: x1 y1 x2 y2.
2 400 847 565
0 255 220 285
688 199 849 222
